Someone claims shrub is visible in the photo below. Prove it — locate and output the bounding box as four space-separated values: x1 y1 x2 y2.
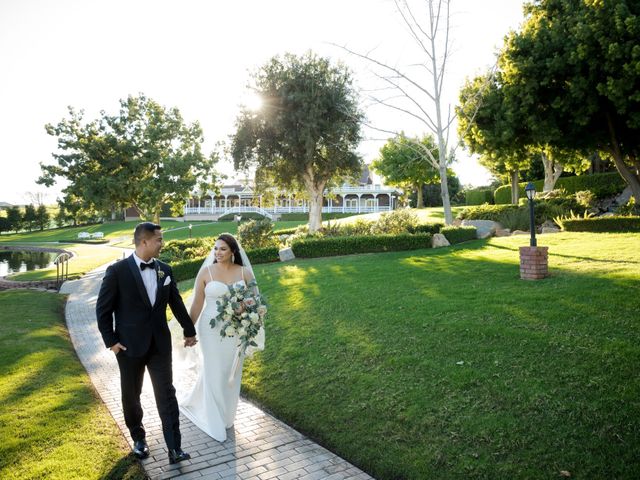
408 223 444 235
440 226 477 244
457 204 519 222
159 237 214 263
370 209 419 235
560 216 640 233
494 172 626 204
340 218 375 236
171 245 281 282
277 212 355 221
291 233 432 258
237 218 278 249
465 188 494 205
617 197 639 216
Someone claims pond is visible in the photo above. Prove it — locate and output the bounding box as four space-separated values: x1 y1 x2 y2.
0 250 58 277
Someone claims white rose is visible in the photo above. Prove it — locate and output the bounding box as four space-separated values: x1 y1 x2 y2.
241 319 250 327
257 305 267 317
223 314 232 322
224 325 236 337
225 305 233 315
249 312 260 323
238 327 246 337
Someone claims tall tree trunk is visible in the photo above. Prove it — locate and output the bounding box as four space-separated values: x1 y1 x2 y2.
510 170 519 204
416 183 424 208
541 150 563 191
607 113 640 203
303 168 326 233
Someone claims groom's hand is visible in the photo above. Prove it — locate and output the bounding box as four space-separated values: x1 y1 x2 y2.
110 342 127 354
184 336 197 348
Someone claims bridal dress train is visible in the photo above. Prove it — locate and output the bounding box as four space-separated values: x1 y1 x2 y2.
174 279 246 442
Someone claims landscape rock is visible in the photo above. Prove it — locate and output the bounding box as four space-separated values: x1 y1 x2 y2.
495 228 512 237
461 219 502 239
431 233 450 248
512 230 529 236
278 247 295 262
541 226 561 234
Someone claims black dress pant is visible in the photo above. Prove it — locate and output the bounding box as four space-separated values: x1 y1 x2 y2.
116 336 181 450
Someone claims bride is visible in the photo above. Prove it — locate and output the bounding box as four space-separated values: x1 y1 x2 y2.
171 233 264 442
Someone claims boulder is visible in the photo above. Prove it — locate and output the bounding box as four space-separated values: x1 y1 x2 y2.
278 247 295 262
541 226 561 234
512 230 529 236
431 233 450 248
495 228 511 237
461 219 502 239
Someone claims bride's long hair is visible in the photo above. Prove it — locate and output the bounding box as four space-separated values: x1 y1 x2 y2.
215 233 244 266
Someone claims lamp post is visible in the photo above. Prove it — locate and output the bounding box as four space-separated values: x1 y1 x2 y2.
188 224 192 239
525 182 537 247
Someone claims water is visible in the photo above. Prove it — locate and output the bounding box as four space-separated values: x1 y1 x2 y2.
0 250 58 277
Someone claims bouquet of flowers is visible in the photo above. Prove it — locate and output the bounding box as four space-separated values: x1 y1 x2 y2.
210 279 267 358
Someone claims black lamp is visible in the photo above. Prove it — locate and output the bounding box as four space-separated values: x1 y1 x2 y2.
525 182 537 247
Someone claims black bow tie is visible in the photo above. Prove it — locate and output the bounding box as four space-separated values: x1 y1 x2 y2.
140 260 156 271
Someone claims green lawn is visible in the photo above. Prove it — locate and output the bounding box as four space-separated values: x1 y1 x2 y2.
226 232 640 479
0 290 146 480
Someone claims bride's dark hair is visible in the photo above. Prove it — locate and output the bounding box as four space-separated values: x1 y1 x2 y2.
215 233 244 266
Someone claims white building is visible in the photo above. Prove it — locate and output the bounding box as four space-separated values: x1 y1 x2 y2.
183 166 402 221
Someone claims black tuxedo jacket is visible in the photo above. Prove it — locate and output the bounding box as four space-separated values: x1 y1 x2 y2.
96 255 196 357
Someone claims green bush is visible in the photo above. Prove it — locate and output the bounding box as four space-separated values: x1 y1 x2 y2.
561 216 640 232
370 209 419 235
237 218 278 249
273 227 298 235
172 245 281 282
291 233 432 258
172 257 205 282
494 172 626 204
440 226 477 244
408 223 444 235
458 204 519 222
465 188 494 205
159 237 214 263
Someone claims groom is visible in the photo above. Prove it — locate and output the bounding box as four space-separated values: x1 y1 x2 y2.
96 222 197 464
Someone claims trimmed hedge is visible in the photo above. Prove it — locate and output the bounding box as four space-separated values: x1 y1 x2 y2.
291 233 432 258
408 223 444 235
465 188 494 206
457 204 519 222
58 239 109 245
171 246 280 282
494 172 626 204
561 216 640 233
440 226 477 244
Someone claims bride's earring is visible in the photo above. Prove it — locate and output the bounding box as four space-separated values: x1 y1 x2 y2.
231 254 235 264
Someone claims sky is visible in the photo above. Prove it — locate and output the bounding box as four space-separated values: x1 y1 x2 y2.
0 0 526 205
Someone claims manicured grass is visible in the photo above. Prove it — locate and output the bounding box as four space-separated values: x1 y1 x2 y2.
232 232 640 479
0 290 146 480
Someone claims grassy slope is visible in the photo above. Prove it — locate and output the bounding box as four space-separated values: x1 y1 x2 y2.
234 232 640 479
0 290 145 480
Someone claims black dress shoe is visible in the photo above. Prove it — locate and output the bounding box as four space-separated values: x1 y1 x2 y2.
168 448 191 464
133 439 149 459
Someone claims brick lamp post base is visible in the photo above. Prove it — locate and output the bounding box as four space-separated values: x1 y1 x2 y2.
519 246 548 280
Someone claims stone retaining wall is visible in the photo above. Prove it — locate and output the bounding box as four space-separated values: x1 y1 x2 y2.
0 245 74 290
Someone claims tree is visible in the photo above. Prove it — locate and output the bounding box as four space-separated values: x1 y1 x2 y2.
39 94 220 223
340 0 487 224
6 206 22 233
371 133 441 208
231 52 364 233
474 0 640 202
0 216 9 235
23 204 37 231
35 205 50 231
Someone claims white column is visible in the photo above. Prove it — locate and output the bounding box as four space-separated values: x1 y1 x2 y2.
357 194 362 213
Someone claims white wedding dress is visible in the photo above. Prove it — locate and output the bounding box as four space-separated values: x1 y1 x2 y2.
175 279 246 442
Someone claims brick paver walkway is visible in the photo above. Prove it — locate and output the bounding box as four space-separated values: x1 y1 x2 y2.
61 261 374 480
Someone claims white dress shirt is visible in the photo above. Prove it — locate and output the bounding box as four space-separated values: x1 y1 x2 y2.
132 252 157 306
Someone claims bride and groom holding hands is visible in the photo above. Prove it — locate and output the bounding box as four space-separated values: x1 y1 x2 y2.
96 222 263 464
